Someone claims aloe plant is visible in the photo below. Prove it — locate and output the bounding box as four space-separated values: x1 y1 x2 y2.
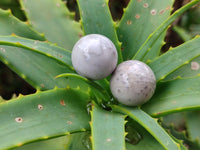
0 0 200 150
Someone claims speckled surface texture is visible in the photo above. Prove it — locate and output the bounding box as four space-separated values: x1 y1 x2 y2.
110 60 156 106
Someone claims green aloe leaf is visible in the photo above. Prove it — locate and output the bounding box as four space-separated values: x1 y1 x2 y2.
117 0 174 60
67 132 92 150
0 96 6 103
126 120 188 150
164 56 200 80
185 111 200 144
126 134 164 150
112 105 181 150
171 136 187 150
91 103 126 150
13 136 69 150
142 31 166 62
133 0 200 61
0 45 78 90
126 119 164 150
0 36 110 93
0 35 72 66
173 26 193 42
77 0 123 63
149 37 200 81
142 76 200 117
0 9 76 90
0 0 14 6
162 112 185 130
0 0 25 21
162 118 200 150
56 73 110 103
20 0 83 50
0 9 45 40
0 88 90 150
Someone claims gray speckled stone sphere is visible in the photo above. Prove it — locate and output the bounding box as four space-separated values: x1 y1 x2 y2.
110 60 156 106
72 34 118 80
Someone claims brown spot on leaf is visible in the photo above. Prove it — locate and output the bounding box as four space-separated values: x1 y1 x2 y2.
191 61 199 70
127 20 132 25
107 138 112 142
60 99 66 106
166 6 170 10
78 33 82 37
143 3 149 8
58 54 63 58
56 3 60 7
67 121 72 124
0 48 5 52
150 9 157 15
15 117 23 123
159 9 165 15
38 104 43 110
135 14 140 19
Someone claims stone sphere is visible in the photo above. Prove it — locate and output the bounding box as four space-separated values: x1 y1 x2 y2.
72 34 118 80
110 60 156 106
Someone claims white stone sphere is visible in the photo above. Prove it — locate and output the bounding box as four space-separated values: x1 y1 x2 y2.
72 34 118 80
